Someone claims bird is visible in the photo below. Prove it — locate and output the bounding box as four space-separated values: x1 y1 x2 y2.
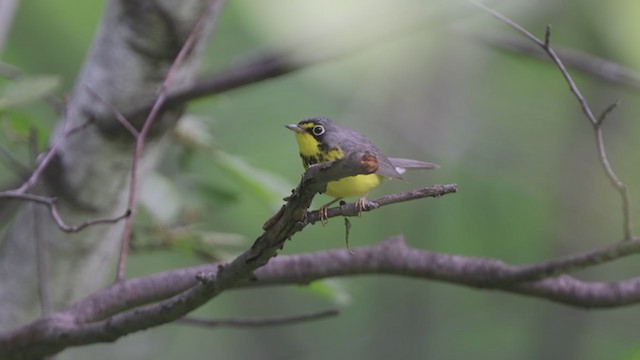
285 117 437 223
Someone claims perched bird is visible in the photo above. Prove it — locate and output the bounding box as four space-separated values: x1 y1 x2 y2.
286 117 437 222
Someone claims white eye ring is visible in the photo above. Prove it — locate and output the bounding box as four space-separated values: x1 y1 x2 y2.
312 125 325 136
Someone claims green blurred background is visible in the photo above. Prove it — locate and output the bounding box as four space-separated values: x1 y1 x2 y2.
3 0 640 359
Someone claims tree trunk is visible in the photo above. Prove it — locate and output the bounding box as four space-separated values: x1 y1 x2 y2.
0 0 224 329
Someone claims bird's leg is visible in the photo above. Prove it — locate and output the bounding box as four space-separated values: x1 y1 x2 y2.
319 198 341 225
355 193 369 216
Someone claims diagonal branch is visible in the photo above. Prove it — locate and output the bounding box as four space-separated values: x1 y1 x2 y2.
0 151 455 359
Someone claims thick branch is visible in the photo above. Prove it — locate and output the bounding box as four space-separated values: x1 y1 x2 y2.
251 237 640 308
8 228 640 358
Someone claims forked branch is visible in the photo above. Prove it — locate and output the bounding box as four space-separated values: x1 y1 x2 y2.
468 0 634 240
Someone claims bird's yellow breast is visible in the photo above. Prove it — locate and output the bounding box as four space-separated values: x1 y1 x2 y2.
325 173 382 198
292 131 381 198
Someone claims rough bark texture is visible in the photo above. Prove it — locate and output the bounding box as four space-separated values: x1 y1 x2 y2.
0 0 223 329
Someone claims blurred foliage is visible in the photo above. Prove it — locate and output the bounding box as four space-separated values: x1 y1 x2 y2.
0 74 60 111
3 0 640 359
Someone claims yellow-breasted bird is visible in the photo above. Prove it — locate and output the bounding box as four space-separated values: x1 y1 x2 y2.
286 117 438 222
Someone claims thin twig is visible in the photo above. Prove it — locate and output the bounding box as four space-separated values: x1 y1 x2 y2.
0 104 113 232
85 86 139 138
115 0 219 281
0 192 131 233
0 97 120 232
543 25 551 48
15 103 72 194
468 0 634 240
178 308 340 329
596 100 620 126
305 184 458 224
491 236 640 283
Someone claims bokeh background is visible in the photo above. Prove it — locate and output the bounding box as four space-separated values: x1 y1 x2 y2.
2 0 640 359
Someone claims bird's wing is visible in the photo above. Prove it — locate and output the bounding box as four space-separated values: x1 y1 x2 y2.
375 154 405 180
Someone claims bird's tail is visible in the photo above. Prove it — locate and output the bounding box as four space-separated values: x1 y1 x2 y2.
388 157 439 175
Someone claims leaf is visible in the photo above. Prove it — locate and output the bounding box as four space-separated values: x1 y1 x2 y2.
140 172 184 224
173 116 292 210
174 115 217 149
0 75 61 111
212 151 293 211
171 230 245 260
175 116 293 210
304 279 352 306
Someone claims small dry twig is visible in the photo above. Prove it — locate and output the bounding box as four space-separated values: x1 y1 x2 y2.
114 0 219 281
0 103 130 232
0 192 131 233
468 0 634 240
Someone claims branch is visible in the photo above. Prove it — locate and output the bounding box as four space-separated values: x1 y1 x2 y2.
177 308 340 328
125 13 439 119
14 105 74 194
124 46 339 120
472 33 640 91
10 228 640 359
305 184 458 224
0 151 454 359
249 237 640 308
0 112 127 233
468 0 634 240
0 192 131 233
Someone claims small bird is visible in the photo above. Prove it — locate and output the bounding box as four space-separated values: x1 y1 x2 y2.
286 117 437 222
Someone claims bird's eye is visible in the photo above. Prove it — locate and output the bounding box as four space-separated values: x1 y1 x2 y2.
312 125 325 136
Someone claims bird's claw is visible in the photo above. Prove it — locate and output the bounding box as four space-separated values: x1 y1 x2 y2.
355 197 367 216
319 205 329 226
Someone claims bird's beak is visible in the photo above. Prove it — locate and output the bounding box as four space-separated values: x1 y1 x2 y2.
285 124 304 133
